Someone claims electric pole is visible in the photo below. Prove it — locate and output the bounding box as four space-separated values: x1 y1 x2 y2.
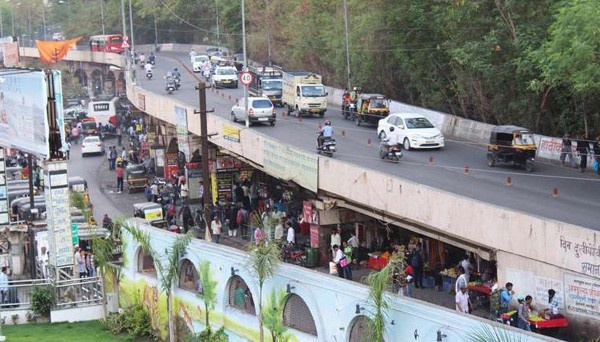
194 82 213 231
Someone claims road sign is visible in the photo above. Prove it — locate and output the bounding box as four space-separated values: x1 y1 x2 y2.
121 40 130 49
240 71 253 86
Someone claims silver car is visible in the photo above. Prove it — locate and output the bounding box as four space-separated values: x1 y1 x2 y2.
231 97 276 126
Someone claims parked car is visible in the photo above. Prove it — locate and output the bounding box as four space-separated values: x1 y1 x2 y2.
81 136 105 156
212 66 238 88
377 113 445 150
230 97 276 126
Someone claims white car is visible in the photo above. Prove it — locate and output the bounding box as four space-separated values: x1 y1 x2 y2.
212 66 238 88
377 113 445 150
81 136 105 157
231 97 276 126
192 55 210 73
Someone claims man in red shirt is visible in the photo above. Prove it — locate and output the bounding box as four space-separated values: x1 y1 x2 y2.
116 164 124 193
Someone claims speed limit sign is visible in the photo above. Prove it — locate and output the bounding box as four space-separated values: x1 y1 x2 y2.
240 71 253 86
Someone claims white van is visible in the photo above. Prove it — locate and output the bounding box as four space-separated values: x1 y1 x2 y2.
87 97 120 126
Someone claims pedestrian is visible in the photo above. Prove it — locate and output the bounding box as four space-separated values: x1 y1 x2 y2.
455 285 470 314
0 267 8 304
274 218 284 241
455 266 467 293
342 241 353 280
71 126 80 144
116 126 122 146
198 181 205 208
116 163 124 193
411 242 426 288
460 255 472 283
179 205 193 234
236 206 248 239
180 179 189 205
517 295 533 331
211 217 222 243
78 249 87 278
254 225 264 245
593 135 600 175
286 222 295 246
150 182 159 202
560 133 575 167
62 141 71 160
332 245 348 279
500 282 515 316
330 228 341 258
577 133 589 172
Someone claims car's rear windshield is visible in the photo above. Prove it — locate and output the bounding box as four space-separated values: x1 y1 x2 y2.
84 137 99 143
252 99 273 109
406 117 434 129
82 122 96 129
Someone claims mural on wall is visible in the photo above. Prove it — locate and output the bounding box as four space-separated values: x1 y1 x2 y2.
143 283 161 332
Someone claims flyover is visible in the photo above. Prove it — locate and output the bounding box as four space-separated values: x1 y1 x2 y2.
19 46 600 336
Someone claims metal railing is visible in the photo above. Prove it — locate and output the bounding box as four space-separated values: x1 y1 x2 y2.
0 278 51 310
54 276 104 309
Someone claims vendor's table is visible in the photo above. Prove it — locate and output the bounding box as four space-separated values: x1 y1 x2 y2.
368 255 389 270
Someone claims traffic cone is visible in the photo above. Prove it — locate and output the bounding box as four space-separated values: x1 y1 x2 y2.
341 130 346 138
429 156 434 165
464 166 470 175
552 188 559 198
299 115 303 122
506 177 512 186
367 138 372 147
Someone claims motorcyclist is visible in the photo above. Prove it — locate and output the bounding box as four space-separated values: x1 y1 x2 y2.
318 120 334 148
173 67 181 79
202 61 212 77
349 87 358 103
139 52 146 66
144 61 153 73
381 126 401 154
148 52 156 65
165 72 174 87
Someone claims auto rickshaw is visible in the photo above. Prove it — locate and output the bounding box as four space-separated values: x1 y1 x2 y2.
133 202 164 221
353 94 390 126
126 163 148 193
487 125 537 172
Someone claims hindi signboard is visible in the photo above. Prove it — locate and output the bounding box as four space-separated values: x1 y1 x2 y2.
564 273 600 320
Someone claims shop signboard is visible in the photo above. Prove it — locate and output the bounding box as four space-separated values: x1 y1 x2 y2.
304 201 320 248
44 161 74 267
1 42 20 68
52 70 68 150
263 138 318 192
0 70 50 158
223 124 240 143
563 273 600 320
175 106 190 161
71 223 79 246
165 152 179 180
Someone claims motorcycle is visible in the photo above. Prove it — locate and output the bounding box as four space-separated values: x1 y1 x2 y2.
139 60 145 69
174 76 181 90
165 81 175 94
316 134 337 157
146 70 153 80
202 68 211 81
341 102 356 120
379 143 403 162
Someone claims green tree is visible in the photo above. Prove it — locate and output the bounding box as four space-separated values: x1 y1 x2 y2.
123 223 192 342
366 254 404 342
197 260 218 327
262 289 290 342
91 218 123 317
246 240 281 342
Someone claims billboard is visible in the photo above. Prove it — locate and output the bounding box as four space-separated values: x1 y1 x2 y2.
44 161 74 267
175 105 190 161
0 70 49 157
263 138 318 192
1 42 20 68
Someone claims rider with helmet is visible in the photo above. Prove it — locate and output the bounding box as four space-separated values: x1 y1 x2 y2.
148 52 156 65
172 67 181 79
318 120 334 148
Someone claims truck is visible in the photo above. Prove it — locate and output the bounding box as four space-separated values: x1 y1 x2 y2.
282 71 327 117
248 66 283 107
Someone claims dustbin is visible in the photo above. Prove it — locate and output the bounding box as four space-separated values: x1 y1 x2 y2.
305 247 319 268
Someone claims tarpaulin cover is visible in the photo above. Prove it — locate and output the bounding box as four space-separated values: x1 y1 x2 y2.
35 37 82 63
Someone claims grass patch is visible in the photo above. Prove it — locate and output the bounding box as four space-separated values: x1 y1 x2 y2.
2 320 136 342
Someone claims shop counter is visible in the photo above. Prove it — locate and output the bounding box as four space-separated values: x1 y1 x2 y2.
468 284 492 296
501 311 568 329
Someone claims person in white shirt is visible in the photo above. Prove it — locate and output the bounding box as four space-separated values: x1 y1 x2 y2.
211 217 222 244
0 267 8 303
460 256 472 283
455 285 470 313
144 62 153 73
382 126 401 149
286 223 295 245
332 245 346 279
330 228 341 257
455 266 468 293
347 232 359 248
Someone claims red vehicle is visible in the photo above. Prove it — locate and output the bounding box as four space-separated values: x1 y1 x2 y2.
89 34 125 54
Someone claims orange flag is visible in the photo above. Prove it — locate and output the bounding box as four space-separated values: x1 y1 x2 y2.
35 37 82 64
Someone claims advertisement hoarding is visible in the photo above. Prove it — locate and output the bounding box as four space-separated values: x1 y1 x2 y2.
263 138 318 192
0 70 49 158
175 105 190 162
44 161 74 267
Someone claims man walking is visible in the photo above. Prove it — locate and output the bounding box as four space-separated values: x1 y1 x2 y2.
109 147 118 170
116 163 124 193
0 267 8 304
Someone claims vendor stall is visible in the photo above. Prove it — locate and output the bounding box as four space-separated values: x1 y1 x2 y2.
501 311 568 336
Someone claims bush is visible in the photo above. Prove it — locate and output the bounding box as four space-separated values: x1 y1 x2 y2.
102 303 155 339
31 286 54 317
186 327 229 342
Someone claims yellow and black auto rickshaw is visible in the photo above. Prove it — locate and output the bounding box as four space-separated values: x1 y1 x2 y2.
353 94 390 126
487 125 537 172
126 163 148 193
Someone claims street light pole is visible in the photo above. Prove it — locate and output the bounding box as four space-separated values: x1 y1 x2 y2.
128 0 134 52
242 0 249 128
215 0 220 47
100 0 105 35
343 0 351 90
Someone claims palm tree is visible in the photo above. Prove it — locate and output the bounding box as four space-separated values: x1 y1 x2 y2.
467 324 526 342
91 218 123 317
262 289 289 342
366 254 404 342
123 223 192 342
247 240 281 342
197 260 218 327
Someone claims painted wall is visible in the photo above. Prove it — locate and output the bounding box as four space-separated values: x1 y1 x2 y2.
121 219 547 342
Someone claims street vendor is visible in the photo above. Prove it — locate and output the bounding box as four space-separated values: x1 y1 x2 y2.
542 289 562 319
